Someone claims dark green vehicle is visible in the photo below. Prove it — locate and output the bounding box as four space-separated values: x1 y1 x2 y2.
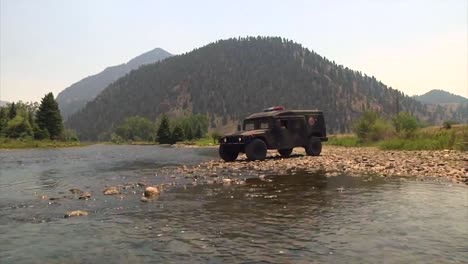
219 106 328 162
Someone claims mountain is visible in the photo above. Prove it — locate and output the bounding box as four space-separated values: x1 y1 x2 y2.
57 48 172 119
413 90 468 105
0 101 8 107
413 89 468 124
67 37 450 140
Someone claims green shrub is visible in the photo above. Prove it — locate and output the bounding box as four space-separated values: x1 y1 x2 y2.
353 111 393 142
110 133 124 143
392 112 419 138
442 120 458 129
6 115 33 138
115 116 156 142
210 131 222 144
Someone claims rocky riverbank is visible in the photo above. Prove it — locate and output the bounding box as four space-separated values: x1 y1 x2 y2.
177 146 468 185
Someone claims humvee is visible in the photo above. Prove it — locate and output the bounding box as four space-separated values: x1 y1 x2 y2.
218 106 328 162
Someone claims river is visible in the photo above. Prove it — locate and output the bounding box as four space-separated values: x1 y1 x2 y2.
0 145 467 263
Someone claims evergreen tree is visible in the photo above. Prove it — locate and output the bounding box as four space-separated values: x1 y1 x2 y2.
194 124 203 139
157 114 172 144
8 103 17 120
36 93 64 139
0 107 8 136
171 124 184 143
184 125 193 140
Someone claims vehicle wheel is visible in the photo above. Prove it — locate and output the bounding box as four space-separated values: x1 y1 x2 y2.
245 139 267 161
305 137 322 156
278 148 293 157
219 145 239 162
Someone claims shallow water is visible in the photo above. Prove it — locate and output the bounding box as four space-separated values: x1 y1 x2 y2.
1 145 467 263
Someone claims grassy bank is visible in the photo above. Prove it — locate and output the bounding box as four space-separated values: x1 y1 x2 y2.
180 137 218 147
0 137 86 149
326 125 468 151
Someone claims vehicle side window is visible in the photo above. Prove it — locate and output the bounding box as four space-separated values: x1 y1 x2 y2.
260 121 269 129
244 121 255 130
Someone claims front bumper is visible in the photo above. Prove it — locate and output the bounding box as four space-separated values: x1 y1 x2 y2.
219 135 253 145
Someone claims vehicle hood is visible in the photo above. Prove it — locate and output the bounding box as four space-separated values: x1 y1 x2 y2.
225 129 268 137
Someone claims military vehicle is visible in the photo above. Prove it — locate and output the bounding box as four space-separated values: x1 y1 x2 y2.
218 106 328 161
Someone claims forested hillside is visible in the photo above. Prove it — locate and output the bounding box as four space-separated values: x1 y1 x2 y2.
67 37 453 140
57 48 172 119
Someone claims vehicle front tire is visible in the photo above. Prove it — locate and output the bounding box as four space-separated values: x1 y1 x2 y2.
219 145 239 162
278 148 293 157
245 139 267 161
305 137 322 156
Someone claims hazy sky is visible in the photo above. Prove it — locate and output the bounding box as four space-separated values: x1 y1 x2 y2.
1 0 467 102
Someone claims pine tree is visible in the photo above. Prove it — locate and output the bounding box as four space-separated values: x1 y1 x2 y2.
0 107 8 136
36 93 64 139
157 114 172 144
194 124 203 139
8 103 17 120
171 124 184 143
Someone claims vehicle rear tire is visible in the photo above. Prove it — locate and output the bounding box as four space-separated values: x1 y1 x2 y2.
278 148 293 157
219 145 239 162
305 137 322 156
245 139 267 161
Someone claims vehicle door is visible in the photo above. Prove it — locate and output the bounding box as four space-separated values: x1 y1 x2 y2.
273 117 305 149
288 117 306 146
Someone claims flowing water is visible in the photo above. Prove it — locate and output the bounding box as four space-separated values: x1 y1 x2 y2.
0 145 467 263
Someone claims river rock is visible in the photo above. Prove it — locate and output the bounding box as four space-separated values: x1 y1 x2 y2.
69 188 83 194
144 186 160 197
103 187 120 195
64 210 88 218
78 192 92 200
222 178 232 184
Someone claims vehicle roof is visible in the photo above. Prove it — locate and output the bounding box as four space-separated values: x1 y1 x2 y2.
245 110 323 119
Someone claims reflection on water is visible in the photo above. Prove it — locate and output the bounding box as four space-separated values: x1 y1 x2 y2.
0 145 467 263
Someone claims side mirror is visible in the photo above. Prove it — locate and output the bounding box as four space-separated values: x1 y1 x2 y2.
237 124 241 131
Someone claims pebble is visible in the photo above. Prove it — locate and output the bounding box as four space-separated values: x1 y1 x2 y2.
103 187 120 195
78 192 92 200
64 210 88 218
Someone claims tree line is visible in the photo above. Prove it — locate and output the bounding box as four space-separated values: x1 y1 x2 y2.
352 110 458 143
110 113 209 144
0 93 77 141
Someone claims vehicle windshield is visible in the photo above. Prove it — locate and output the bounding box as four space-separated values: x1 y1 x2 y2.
243 118 270 131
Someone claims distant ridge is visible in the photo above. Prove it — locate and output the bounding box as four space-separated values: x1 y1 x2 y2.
413 89 468 105
0 101 9 107
57 48 173 119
